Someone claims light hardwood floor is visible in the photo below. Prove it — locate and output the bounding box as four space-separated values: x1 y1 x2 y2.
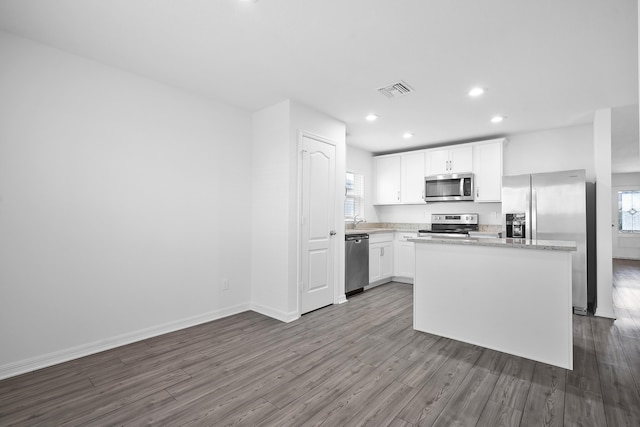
1 260 640 426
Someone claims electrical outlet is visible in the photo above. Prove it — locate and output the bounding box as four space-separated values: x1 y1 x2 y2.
222 279 229 290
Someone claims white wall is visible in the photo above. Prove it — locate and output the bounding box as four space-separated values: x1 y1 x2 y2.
504 124 595 182
250 101 291 320
0 32 253 378
346 145 379 223
612 172 640 186
251 100 346 321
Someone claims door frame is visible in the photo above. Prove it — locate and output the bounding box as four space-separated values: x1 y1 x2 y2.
297 130 346 318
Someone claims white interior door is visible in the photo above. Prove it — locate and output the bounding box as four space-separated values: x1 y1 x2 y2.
300 136 336 314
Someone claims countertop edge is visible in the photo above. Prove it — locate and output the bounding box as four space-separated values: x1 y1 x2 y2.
409 237 577 251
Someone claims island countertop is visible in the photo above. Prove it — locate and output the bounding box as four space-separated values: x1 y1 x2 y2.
410 236 577 251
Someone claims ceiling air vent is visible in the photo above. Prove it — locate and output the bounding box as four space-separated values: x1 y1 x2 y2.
377 80 414 99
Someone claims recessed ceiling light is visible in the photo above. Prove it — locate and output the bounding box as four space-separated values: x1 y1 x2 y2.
469 87 486 97
490 115 505 123
365 114 379 122
403 132 414 139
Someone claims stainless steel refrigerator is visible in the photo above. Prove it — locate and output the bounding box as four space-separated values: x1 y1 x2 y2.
502 170 596 315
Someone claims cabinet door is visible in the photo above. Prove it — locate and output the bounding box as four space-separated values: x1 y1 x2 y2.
449 146 473 174
401 152 426 204
395 236 416 278
425 149 450 176
375 155 401 205
369 244 381 283
379 241 394 279
473 140 503 202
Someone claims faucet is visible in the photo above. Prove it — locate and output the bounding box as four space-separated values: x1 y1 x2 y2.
353 215 367 228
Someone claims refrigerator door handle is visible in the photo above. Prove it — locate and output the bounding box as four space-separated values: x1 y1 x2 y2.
531 188 537 240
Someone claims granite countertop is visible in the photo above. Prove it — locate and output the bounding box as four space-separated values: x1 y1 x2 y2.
410 236 577 251
345 228 403 235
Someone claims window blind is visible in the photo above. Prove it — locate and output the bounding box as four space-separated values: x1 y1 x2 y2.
345 172 364 220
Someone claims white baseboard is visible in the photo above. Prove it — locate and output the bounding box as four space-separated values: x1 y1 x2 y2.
364 278 392 290
595 308 617 319
0 303 250 381
392 276 414 284
250 303 299 323
337 294 348 304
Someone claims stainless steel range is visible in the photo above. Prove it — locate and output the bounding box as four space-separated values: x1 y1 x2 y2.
418 214 479 238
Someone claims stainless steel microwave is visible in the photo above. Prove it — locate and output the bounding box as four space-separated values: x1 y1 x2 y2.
424 173 474 202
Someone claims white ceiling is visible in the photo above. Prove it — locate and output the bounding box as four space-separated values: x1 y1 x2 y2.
0 0 638 157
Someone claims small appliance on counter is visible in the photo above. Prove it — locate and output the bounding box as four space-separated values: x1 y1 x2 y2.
345 233 369 296
418 214 479 237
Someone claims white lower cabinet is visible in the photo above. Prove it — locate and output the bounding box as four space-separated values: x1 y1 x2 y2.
369 233 394 284
394 232 417 280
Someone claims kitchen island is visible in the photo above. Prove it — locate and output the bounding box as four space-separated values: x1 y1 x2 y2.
411 236 575 369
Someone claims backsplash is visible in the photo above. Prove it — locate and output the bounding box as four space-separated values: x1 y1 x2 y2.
346 222 502 234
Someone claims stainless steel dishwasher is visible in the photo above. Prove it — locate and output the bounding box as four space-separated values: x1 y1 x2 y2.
345 233 369 296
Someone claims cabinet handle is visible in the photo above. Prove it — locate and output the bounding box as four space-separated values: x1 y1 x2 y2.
381 247 384 256
397 191 400 201
476 187 479 198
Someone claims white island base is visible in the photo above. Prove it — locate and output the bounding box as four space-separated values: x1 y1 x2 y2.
413 239 573 370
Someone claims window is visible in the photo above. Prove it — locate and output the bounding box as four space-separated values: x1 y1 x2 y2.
345 172 364 221
618 190 640 233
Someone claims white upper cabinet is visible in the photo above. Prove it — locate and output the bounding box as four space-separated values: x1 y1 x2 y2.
472 139 504 202
425 145 473 176
373 138 503 205
426 149 450 175
449 146 473 173
374 155 401 205
401 152 426 204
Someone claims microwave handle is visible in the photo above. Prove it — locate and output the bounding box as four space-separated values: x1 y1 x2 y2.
460 178 464 197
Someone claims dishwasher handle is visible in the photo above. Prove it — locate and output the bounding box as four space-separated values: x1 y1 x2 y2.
345 234 369 242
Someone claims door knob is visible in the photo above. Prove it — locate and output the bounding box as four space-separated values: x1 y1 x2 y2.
329 230 337 236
